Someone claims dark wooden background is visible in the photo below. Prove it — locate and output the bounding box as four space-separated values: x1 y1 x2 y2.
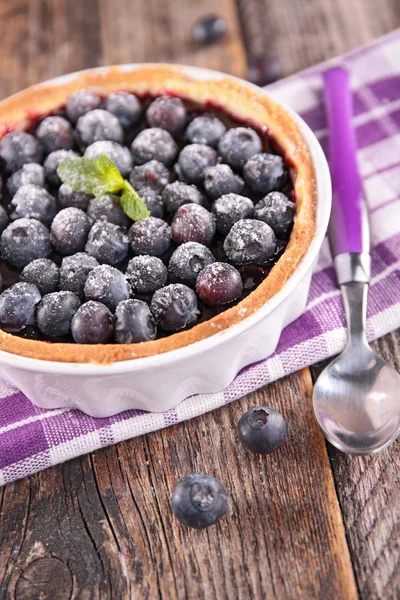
0 1 400 598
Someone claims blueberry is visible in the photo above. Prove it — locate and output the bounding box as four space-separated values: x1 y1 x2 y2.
1 218 51 268
0 131 43 172
84 141 133 178
150 283 199 332
10 184 57 226
192 15 227 45
37 291 81 337
169 242 215 285
171 474 228 529
218 127 262 170
224 219 276 265
177 143 217 184
71 301 113 344
76 109 124 148
243 153 288 194
196 262 243 305
131 128 178 166
171 204 216 247
84 264 130 311
43 149 80 187
238 406 287 454
129 160 170 193
139 187 164 219
35 116 74 154
6 163 45 197
254 191 295 236
203 164 244 200
126 255 167 294
50 208 91 255
186 114 226 148
162 181 204 215
85 220 129 265
87 195 130 228
0 206 9 234
212 193 254 236
20 259 59 295
58 183 92 211
59 252 99 299
146 96 187 135
0 282 41 332
114 299 157 343
66 90 102 124
105 92 142 128
129 217 171 257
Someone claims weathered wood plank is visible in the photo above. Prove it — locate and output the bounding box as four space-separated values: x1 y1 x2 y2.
0 371 357 599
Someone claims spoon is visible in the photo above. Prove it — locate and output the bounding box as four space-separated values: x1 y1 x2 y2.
312 66 400 455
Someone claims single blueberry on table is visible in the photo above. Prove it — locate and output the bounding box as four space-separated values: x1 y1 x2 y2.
168 242 215 286
105 92 142 129
84 264 130 311
59 253 99 299
238 406 287 454
177 143 217 185
224 219 276 265
146 96 187 135
71 301 113 344
192 15 227 45
50 208 91 255
254 191 295 236
37 291 81 337
43 149 80 187
196 262 243 306
10 184 57 226
162 181 204 215
243 153 288 194
6 163 45 197
87 195 130 229
114 299 157 343
1 218 52 268
20 258 60 295
171 474 228 529
84 140 133 178
0 131 44 173
76 109 124 148
203 164 244 201
212 193 254 236
218 127 262 170
66 90 102 124
0 282 41 332
131 128 178 167
129 217 171 257
171 204 216 247
85 220 129 265
35 116 74 154
126 255 167 294
150 283 199 332
58 183 92 211
185 113 227 148
129 160 170 193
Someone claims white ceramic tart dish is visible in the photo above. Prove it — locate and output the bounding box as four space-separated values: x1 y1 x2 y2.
0 64 331 417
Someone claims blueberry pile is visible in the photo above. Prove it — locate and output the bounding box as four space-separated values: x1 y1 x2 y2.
0 90 295 345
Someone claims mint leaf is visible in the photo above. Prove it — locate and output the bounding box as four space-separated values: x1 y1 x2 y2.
57 155 150 221
121 181 150 221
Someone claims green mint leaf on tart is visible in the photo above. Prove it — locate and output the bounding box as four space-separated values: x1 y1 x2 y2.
57 155 149 220
121 181 150 221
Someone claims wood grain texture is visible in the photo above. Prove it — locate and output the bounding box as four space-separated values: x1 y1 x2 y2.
0 371 357 599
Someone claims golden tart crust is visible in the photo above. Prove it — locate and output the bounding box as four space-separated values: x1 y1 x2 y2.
0 65 317 364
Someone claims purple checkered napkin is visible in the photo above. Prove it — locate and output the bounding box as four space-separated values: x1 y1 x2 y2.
1 30 400 485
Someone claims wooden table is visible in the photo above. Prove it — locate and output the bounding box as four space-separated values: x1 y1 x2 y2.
0 1 399 598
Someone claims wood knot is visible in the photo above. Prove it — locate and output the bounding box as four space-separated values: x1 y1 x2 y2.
15 557 72 600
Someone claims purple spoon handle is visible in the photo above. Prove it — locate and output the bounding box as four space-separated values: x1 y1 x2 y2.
323 66 370 259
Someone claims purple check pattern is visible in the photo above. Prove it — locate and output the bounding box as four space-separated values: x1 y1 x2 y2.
1 30 400 485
